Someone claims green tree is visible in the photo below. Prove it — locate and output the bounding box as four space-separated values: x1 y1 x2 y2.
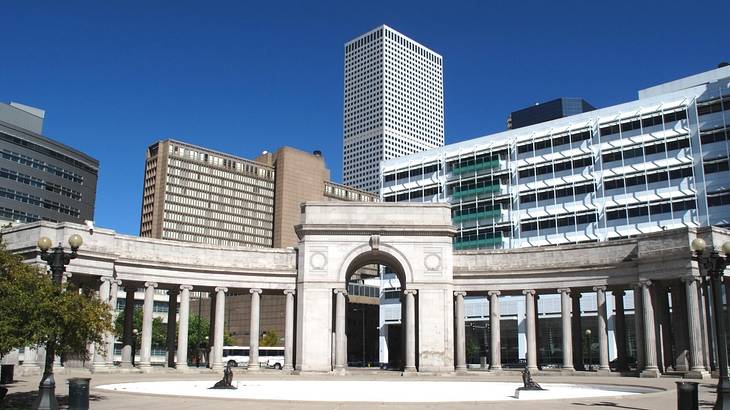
260 330 279 347
113 307 167 349
0 242 112 359
185 315 234 359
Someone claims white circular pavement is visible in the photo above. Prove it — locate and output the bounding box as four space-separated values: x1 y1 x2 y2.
96 380 658 402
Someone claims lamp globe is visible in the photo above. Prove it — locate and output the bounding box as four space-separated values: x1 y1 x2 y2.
691 238 707 252
722 241 730 256
68 234 83 250
37 237 52 252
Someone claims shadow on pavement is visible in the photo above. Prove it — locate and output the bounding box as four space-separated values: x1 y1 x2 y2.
571 402 648 410
0 391 105 409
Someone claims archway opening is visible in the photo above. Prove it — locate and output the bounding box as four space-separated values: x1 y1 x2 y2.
343 250 408 371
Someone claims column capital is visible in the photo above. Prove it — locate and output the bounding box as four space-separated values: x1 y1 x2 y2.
64 272 73 279
144 281 158 288
487 290 501 297
612 289 626 297
403 289 417 296
592 285 607 292
249 288 262 295
681 275 702 284
283 289 295 296
454 290 467 297
638 279 652 288
100 275 114 283
215 286 228 293
557 288 571 295
180 284 193 291
333 288 348 295
522 289 535 296
114 279 123 286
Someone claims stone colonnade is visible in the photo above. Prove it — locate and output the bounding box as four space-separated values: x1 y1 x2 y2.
450 277 713 378
41 278 298 373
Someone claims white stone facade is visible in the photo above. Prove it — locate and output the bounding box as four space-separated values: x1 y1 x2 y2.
2 202 727 378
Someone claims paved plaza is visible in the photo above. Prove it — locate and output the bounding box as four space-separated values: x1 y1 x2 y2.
0 370 721 409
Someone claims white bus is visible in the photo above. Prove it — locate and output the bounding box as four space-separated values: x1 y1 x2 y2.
222 346 285 369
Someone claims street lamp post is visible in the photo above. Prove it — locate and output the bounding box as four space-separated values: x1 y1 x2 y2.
692 238 730 409
585 329 592 371
34 234 83 410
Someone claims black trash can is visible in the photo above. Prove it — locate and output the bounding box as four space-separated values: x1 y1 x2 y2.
676 381 698 410
0 364 13 384
68 377 91 410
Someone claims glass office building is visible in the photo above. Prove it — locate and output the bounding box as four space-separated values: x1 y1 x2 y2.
382 65 730 250
376 65 730 367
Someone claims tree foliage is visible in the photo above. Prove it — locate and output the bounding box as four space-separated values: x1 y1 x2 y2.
0 242 113 359
260 330 279 347
113 307 167 348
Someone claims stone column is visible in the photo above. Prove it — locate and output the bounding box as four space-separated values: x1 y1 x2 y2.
21 347 39 374
138 282 157 370
571 291 584 370
558 288 574 371
106 279 120 368
683 276 710 378
613 290 628 372
594 286 610 372
403 289 417 372
211 287 227 371
454 291 467 371
120 287 135 368
248 288 263 371
333 288 348 373
92 276 113 371
523 289 538 371
488 291 502 371
208 291 217 368
166 288 179 368
283 289 295 371
640 280 660 377
633 285 645 371
176 285 193 371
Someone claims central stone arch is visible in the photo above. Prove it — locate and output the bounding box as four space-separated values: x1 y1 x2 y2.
294 202 457 373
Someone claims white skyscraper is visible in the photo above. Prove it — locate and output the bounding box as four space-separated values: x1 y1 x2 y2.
343 25 444 193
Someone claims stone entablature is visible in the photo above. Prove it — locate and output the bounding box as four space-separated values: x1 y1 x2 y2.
452 226 729 292
2 221 297 290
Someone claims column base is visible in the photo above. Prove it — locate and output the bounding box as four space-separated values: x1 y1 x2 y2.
19 365 41 376
119 362 134 369
489 365 502 371
138 362 153 373
247 365 261 372
176 364 190 372
283 365 294 372
527 366 539 372
91 364 112 373
640 367 661 378
401 366 417 376
333 367 348 376
560 366 575 373
684 369 711 379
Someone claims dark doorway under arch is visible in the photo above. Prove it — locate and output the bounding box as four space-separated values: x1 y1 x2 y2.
343 250 408 370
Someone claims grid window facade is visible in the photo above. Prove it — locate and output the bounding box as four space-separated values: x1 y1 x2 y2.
381 69 730 250
343 25 444 193
140 140 275 248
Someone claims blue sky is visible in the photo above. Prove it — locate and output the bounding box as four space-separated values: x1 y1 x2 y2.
2 0 727 235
